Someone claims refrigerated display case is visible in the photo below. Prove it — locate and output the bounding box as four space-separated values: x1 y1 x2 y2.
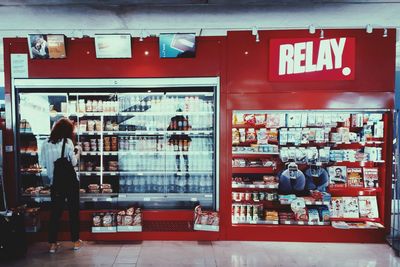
14 78 219 211
231 110 388 228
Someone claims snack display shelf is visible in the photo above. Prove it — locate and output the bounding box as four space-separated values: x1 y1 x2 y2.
101 151 213 156
21 170 42 175
232 152 280 156
232 200 280 205
328 187 382 196
99 130 214 135
232 220 279 225
117 225 143 232
119 111 213 116
330 217 381 223
329 141 384 145
232 183 279 189
21 193 118 203
118 193 213 202
92 226 117 233
193 224 219 232
280 220 331 226
232 167 276 174
331 160 385 164
79 172 102 176
279 200 331 206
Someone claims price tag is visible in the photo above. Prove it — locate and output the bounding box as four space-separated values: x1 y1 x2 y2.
110 172 117 176
143 197 151 201
249 185 255 188
250 221 257 224
92 198 98 202
106 198 112 202
297 221 305 225
119 194 127 198
308 222 315 225
85 172 90 176
137 172 144 176
31 152 36 156
190 198 198 202
204 194 212 198
106 132 113 135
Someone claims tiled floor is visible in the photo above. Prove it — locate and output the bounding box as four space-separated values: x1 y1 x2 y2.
2 241 400 267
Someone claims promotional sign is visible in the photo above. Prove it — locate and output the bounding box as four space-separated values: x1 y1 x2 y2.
159 33 196 58
28 34 66 59
95 34 132 59
269 37 355 81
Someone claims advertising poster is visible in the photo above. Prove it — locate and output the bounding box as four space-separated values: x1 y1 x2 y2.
95 34 132 58
28 34 66 59
159 33 196 58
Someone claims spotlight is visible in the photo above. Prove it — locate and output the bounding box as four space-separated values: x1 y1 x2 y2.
320 29 324 39
309 25 316 34
139 30 145 42
366 24 373 34
383 28 388 37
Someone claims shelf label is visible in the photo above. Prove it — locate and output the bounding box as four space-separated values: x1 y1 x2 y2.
85 172 90 175
92 198 98 202
105 198 112 202
297 221 305 225
143 197 151 201
119 194 127 198
190 198 198 202
204 194 213 198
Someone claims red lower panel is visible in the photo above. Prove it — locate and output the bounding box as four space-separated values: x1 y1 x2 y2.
227 225 386 243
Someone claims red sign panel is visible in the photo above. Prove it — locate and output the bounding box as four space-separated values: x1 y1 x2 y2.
269 37 355 81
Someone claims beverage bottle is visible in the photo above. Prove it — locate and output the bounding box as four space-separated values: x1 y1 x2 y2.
139 175 145 193
151 175 158 193
187 175 194 193
132 175 139 193
199 175 206 193
157 175 163 193
146 175 152 192
119 176 126 193
168 175 175 193
126 177 132 193
206 175 213 193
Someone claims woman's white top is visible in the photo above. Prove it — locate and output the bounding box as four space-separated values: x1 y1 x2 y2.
39 138 78 184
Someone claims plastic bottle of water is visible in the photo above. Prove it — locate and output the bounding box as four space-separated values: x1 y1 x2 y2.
151 175 158 193
157 175 163 193
206 175 213 193
199 175 206 193
138 175 145 193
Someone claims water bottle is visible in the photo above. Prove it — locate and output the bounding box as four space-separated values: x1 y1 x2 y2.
199 175 206 193
126 178 133 193
157 175 163 193
187 175 194 193
206 175 213 193
139 175 145 193
168 175 176 193
132 176 139 193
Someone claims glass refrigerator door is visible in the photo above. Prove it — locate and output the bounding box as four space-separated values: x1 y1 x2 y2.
16 82 217 210
116 91 215 209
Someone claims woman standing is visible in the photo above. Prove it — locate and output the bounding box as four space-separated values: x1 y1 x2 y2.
40 118 82 253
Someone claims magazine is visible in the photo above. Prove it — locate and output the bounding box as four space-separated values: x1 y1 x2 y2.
347 168 363 187
342 197 359 218
358 196 379 219
363 168 379 188
328 166 347 187
330 197 344 218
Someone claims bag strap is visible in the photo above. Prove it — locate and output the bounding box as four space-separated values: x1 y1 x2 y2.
61 138 66 158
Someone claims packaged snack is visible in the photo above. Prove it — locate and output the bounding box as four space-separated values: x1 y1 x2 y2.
243 114 256 125
93 213 102 227
232 128 240 145
246 128 257 142
257 128 268 144
239 128 246 143
308 209 320 223
267 128 278 143
102 213 114 227
254 114 266 125
279 128 288 145
266 114 281 127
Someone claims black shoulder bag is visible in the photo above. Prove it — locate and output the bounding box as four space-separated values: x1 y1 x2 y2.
52 138 77 193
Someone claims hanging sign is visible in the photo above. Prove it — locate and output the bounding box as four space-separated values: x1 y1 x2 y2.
95 34 132 58
28 34 66 59
159 33 196 58
269 37 355 81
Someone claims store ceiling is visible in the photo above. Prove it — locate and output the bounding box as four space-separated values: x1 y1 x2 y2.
0 0 399 73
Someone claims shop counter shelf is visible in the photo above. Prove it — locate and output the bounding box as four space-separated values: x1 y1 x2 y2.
280 220 331 226
232 220 279 225
330 217 381 223
232 167 276 174
232 183 278 189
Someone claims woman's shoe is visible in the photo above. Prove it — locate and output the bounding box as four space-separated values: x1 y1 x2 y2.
49 243 60 253
73 240 83 250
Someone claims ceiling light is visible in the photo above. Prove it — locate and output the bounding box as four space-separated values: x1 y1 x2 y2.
383 28 388 38
366 24 373 34
309 25 316 34
139 30 145 42
320 29 324 39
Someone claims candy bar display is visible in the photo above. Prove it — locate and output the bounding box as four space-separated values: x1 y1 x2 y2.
117 207 142 232
232 110 386 227
92 211 117 233
193 205 219 231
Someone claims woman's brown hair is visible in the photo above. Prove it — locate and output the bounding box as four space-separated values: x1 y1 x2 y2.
48 118 74 144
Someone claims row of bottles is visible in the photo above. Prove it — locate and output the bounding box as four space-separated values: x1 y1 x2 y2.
119 174 213 193
119 96 214 113
118 154 213 171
